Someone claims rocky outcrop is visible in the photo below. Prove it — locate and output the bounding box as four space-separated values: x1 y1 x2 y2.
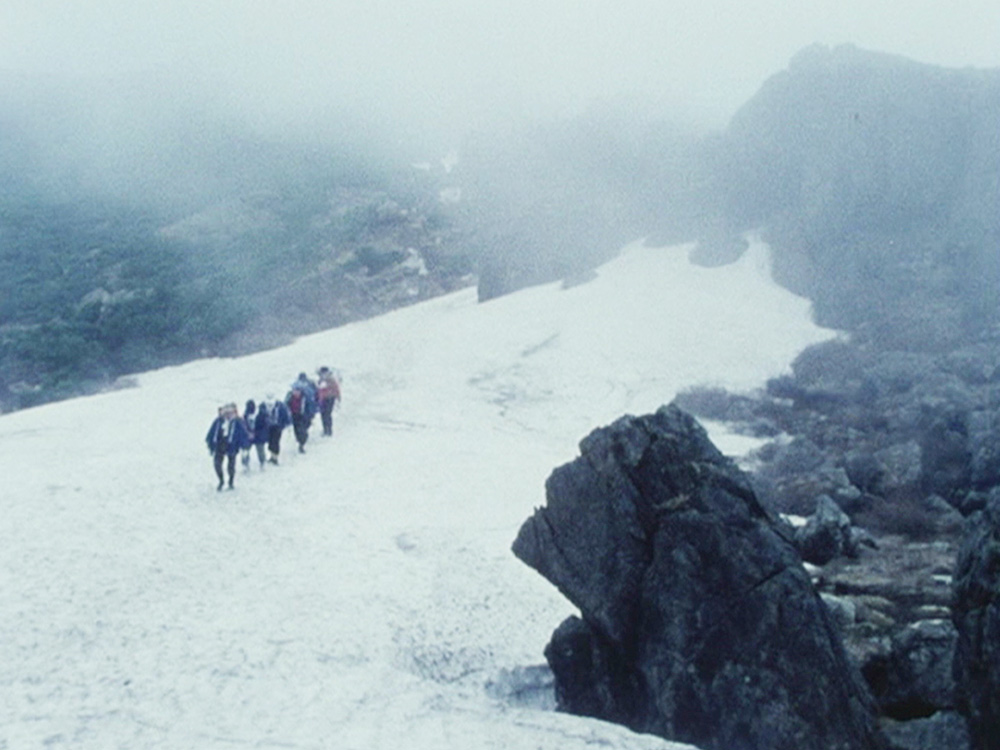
952 497 1000 750
717 44 1000 349
512 405 883 750
677 335 997 747
665 44 999 750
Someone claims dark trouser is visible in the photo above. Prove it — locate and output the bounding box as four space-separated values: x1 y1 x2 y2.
213 450 236 488
320 398 335 436
268 426 283 457
292 414 309 450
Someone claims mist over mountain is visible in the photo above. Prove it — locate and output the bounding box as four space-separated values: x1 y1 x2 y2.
1 44 997 412
712 44 1000 350
0 75 474 410
0 71 711 411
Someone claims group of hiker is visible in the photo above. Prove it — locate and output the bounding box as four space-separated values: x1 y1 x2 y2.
205 366 342 491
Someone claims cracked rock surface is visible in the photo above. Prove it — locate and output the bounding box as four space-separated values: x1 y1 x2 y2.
514 404 884 750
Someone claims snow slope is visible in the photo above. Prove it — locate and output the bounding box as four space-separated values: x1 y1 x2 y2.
1 237 835 749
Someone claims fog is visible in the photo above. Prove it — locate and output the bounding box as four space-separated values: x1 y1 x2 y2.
3 0 998 298
3 0 999 149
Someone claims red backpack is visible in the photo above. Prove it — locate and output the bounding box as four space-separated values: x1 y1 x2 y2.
318 376 340 401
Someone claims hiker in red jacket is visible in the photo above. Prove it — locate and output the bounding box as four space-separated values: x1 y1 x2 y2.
317 366 341 437
286 375 316 453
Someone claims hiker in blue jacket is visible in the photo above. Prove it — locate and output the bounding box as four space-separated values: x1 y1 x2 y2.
251 400 270 469
267 396 291 465
290 372 318 420
240 399 257 470
206 402 251 490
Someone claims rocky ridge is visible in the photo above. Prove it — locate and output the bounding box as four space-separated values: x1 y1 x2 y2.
672 330 1000 749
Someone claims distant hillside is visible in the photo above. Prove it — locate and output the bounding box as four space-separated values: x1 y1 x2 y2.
0 106 474 411
0 78 714 411
712 44 1000 350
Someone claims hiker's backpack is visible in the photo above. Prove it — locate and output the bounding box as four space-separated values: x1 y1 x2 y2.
318 375 340 402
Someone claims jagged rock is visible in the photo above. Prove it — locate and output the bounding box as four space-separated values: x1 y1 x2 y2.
952 497 1000 750
796 494 855 564
512 405 883 750
861 619 957 719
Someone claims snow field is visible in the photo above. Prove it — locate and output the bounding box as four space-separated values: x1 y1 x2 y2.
1 237 834 749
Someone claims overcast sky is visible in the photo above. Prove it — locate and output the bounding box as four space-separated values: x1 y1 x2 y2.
2 0 998 143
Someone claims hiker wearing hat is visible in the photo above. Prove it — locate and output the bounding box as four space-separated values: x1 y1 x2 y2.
206 402 251 490
286 373 317 453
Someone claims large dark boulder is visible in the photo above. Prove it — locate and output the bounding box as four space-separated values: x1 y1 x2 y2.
952 497 1000 749
513 404 883 750
862 619 958 719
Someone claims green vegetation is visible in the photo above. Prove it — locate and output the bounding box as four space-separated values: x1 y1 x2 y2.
0 127 473 412
0 200 243 409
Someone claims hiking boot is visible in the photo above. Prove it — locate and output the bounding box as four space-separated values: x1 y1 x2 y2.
298 445 305 454
217 480 224 491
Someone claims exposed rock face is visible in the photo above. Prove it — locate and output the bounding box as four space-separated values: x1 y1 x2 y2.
513 405 883 750
952 497 1000 750
719 44 1000 349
